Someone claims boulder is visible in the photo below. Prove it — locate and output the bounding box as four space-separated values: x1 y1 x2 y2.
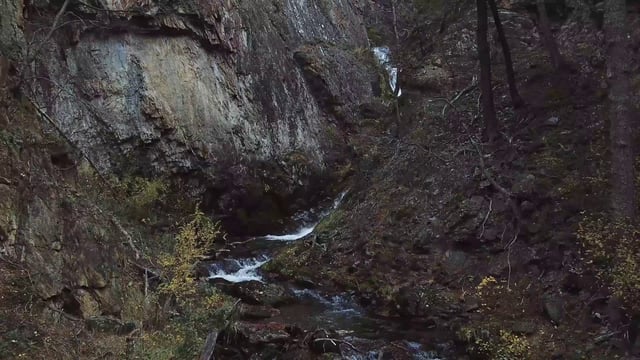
216 281 295 307
543 296 565 324
234 321 291 345
238 304 281 320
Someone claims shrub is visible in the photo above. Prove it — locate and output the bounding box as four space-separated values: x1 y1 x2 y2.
131 208 235 359
458 327 531 360
159 207 221 305
578 215 640 311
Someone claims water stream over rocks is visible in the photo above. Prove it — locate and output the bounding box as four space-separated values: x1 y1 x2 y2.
205 192 446 359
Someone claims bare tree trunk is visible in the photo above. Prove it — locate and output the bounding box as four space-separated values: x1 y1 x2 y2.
391 0 401 138
487 0 524 108
536 0 566 70
605 0 636 219
477 0 498 141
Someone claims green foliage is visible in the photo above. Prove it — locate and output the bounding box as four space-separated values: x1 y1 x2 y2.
578 215 640 311
131 287 235 360
117 176 168 221
458 327 531 360
130 208 235 359
159 207 221 305
315 209 345 234
367 26 384 46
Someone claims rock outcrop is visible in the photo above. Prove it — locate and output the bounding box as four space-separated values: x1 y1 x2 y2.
24 0 375 231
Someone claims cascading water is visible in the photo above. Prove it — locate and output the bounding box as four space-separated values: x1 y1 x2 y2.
207 191 346 282
208 256 270 283
373 46 402 97
206 190 446 358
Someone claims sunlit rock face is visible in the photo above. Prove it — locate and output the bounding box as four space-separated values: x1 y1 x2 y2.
30 0 372 176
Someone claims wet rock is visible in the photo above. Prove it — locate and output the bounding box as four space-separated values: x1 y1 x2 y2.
238 304 280 320
86 316 136 335
546 116 560 126
543 296 565 324
310 337 341 354
234 321 291 345
217 281 295 307
194 262 211 279
294 277 317 289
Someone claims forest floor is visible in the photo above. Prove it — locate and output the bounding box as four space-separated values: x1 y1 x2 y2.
266 5 640 359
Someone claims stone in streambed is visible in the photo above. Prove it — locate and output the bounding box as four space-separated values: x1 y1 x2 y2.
310 337 341 354
234 321 291 345
238 303 280 320
216 281 295 307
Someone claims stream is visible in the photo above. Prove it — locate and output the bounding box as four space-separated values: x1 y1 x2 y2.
206 192 447 359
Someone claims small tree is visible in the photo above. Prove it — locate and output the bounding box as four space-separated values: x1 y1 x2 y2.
477 0 499 141
160 208 221 305
487 0 524 108
536 0 566 70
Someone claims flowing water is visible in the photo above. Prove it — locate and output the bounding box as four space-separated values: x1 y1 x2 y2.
206 191 446 359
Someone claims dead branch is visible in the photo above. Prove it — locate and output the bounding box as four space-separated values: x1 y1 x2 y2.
44 0 72 43
312 338 361 354
19 0 72 86
478 198 493 239
505 229 519 291
199 330 219 360
441 77 478 119
0 176 12 185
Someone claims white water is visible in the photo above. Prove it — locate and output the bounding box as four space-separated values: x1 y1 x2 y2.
208 257 270 283
263 225 316 241
372 46 402 97
263 191 347 241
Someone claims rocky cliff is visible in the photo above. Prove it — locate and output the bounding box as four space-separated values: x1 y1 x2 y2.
0 1 377 355
22 0 375 233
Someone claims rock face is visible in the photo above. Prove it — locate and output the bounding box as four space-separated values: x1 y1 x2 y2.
28 0 372 176
20 0 375 233
0 0 25 61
